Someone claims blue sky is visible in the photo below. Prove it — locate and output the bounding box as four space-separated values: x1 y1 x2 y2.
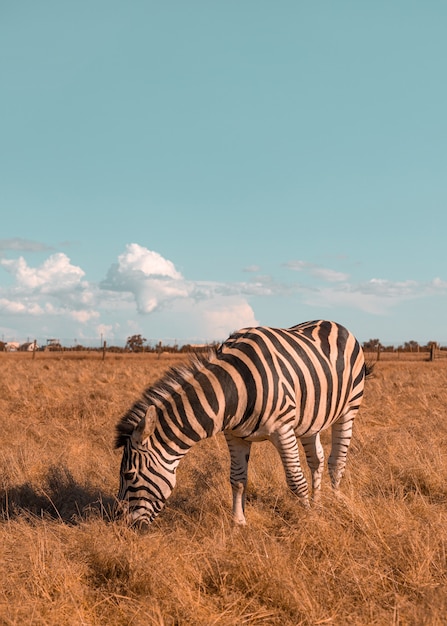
1 2 446 347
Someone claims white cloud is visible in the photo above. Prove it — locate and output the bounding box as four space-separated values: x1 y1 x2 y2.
102 244 272 314
0 254 99 325
143 296 259 342
202 299 258 338
431 277 447 290
281 260 447 314
1 253 85 292
312 267 349 282
0 297 46 316
102 243 189 313
284 260 349 283
0 298 22 314
99 244 265 340
359 278 419 298
302 287 390 315
2 242 447 345
70 310 100 323
299 276 446 315
117 243 182 279
0 238 53 252
95 323 114 341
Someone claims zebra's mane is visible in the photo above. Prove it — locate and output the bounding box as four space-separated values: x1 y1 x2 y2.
115 349 217 448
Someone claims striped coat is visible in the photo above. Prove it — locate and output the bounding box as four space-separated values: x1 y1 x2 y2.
115 320 367 526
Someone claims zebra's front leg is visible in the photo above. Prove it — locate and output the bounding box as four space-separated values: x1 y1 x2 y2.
224 431 252 525
328 411 355 491
301 432 325 504
270 426 310 508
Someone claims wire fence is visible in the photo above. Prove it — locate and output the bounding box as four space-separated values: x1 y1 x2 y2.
2 344 447 365
364 347 447 362
0 336 215 351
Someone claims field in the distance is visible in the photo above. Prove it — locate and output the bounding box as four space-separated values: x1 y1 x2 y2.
1 352 446 625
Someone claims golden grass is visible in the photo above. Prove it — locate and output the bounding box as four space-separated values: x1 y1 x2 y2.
1 353 447 625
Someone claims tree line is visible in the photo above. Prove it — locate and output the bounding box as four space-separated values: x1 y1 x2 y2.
1 334 444 354
362 338 442 352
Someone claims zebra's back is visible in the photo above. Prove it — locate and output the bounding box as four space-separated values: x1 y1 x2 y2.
216 320 365 441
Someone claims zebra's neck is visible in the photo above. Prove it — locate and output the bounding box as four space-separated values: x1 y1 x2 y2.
149 353 248 448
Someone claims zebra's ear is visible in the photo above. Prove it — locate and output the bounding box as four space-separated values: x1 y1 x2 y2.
132 406 157 444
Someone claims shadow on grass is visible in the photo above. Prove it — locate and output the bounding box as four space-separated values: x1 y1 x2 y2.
0 465 115 524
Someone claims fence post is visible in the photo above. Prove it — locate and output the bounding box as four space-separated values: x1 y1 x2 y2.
102 340 107 361
376 343 381 361
32 339 37 360
430 343 436 362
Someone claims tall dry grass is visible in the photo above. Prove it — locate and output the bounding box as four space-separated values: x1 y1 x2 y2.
0 352 446 625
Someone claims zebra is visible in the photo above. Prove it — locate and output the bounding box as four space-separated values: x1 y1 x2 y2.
115 320 369 527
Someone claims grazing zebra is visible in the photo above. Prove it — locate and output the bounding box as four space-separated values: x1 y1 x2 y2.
115 320 369 527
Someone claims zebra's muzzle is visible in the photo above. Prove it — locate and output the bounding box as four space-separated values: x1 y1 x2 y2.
114 499 153 529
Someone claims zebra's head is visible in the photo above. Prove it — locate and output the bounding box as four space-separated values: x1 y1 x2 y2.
115 405 176 528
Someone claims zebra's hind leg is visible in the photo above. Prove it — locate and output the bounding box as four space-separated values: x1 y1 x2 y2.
224 431 252 525
270 426 310 508
300 432 325 504
328 410 356 491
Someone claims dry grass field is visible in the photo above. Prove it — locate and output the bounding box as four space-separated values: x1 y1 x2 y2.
1 351 446 625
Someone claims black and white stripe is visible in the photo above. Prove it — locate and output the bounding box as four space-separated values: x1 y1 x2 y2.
115 320 368 526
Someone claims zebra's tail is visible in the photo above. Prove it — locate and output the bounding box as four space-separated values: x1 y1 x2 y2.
364 361 375 379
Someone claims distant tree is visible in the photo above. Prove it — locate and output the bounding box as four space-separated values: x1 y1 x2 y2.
403 340 419 352
363 339 380 351
107 345 125 353
382 345 395 352
0 341 6 352
125 334 147 352
48 341 62 351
